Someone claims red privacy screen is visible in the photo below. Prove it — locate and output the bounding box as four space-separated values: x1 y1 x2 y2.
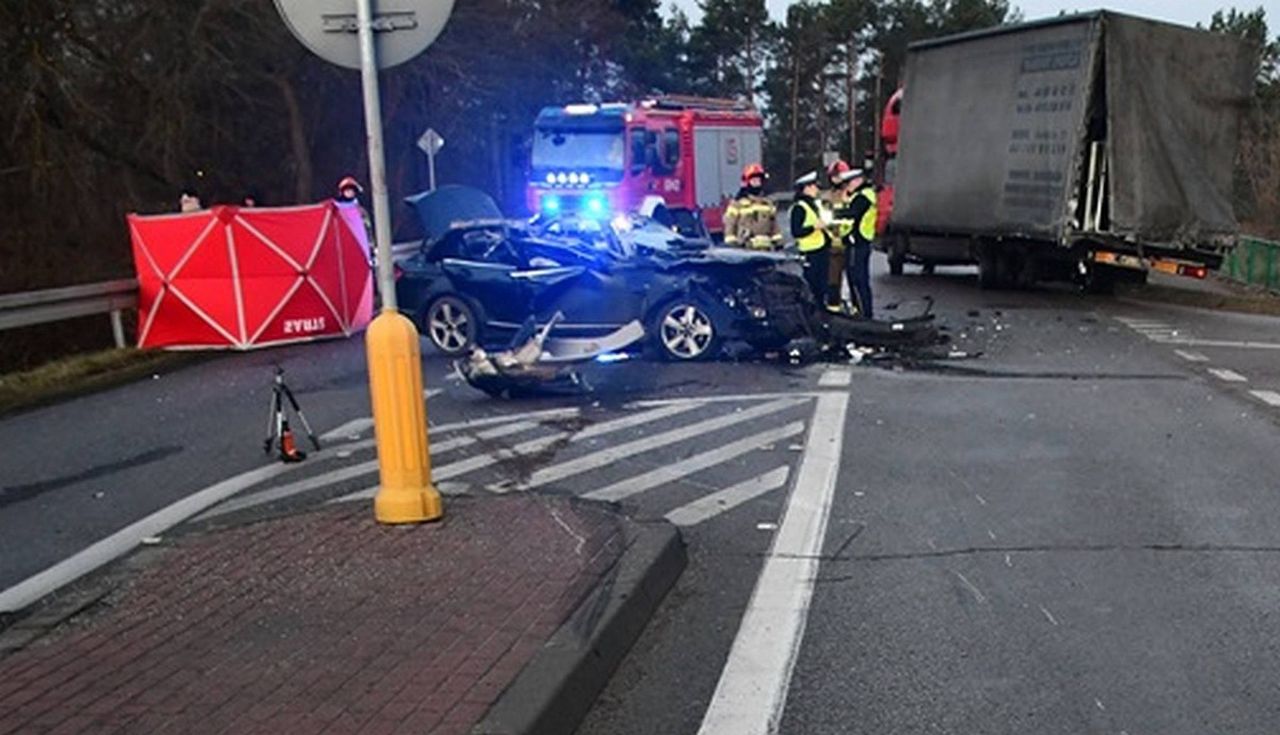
128 202 373 349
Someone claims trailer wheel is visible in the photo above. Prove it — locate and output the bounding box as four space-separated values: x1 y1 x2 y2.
921 262 936 275
888 234 908 276
977 246 1002 290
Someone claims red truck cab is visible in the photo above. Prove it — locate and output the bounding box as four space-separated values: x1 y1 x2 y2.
526 97 764 237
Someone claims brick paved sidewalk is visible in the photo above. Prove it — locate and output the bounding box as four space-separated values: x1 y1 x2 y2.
0 495 624 735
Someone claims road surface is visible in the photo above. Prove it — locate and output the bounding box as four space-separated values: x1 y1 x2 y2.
3 257 1280 734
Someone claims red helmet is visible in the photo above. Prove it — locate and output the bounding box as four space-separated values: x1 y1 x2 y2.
741 163 766 183
337 175 363 193
826 160 851 180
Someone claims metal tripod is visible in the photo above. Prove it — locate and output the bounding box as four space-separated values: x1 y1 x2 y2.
263 366 321 459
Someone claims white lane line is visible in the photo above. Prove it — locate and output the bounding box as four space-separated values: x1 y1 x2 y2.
696 391 848 735
1250 390 1280 407
818 369 852 388
0 459 302 613
1155 338 1280 351
424 387 443 399
1173 349 1210 363
666 466 791 527
429 406 581 434
585 422 804 503
1208 368 1248 383
525 398 804 491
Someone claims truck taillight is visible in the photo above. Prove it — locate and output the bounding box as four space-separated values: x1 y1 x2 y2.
1178 264 1208 279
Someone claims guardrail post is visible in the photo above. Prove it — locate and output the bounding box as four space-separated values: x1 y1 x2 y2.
110 309 127 349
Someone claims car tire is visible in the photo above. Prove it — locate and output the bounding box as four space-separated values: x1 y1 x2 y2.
921 262 936 275
650 298 721 361
421 295 479 356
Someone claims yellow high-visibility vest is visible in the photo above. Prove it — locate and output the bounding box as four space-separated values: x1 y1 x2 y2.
856 188 878 242
794 199 826 252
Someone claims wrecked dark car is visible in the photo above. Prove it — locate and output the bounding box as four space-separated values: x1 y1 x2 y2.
395 186 814 361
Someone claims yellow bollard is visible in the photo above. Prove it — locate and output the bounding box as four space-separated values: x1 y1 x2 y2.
366 309 443 524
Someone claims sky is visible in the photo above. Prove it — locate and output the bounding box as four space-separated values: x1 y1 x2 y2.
668 0 1280 31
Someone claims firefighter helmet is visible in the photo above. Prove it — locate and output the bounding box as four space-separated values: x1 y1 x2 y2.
336 175 363 194
826 160 851 181
741 163 767 183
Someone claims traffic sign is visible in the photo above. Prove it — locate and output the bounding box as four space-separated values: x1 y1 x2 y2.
274 0 456 70
417 128 444 157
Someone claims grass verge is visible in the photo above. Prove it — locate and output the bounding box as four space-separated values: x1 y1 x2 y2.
0 348 204 417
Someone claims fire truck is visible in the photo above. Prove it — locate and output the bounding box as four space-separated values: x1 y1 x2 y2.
525 96 764 237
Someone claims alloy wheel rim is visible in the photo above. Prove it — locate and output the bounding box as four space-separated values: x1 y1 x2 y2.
661 304 713 358
430 301 471 352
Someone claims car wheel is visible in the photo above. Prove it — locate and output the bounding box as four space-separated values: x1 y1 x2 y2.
423 296 478 355
652 299 720 361
921 262 936 275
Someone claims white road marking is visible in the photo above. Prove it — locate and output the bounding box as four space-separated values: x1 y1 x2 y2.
0 458 306 613
204 420 546 517
1173 349 1209 363
666 466 792 527
321 417 374 442
818 369 852 388
631 392 818 408
974 494 987 506
585 422 804 503
1004 554 1013 568
1156 338 1280 351
1250 390 1280 407
1040 604 1060 626
332 402 714 502
524 398 804 491
696 389 848 735
1208 368 1248 383
986 529 998 541
424 387 443 399
1096 698 1106 711
953 571 987 604
199 460 380 520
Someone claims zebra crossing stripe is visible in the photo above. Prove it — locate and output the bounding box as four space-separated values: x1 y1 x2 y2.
1208 368 1248 383
522 398 806 491
207 420 550 518
666 466 792 527
584 422 804 503
1173 350 1209 363
1250 390 1280 407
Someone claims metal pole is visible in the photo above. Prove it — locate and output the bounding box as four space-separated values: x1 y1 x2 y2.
356 0 396 311
428 150 436 192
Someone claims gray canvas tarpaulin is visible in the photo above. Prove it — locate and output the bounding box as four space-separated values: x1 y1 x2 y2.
894 17 1098 238
1104 14 1254 243
893 11 1254 250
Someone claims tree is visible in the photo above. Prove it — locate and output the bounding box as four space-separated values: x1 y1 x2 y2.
687 0 776 102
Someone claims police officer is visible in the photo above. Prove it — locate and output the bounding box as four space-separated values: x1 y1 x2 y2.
723 163 782 250
790 171 832 307
841 172 878 318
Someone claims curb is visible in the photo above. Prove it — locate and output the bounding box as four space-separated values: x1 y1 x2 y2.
474 515 687 735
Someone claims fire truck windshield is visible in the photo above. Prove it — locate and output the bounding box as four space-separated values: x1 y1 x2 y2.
532 129 625 171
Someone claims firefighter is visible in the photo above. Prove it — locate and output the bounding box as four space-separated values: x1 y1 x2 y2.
790 171 833 307
842 172 878 319
723 163 782 250
824 160 857 310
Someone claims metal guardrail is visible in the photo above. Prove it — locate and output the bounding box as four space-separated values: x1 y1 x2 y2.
0 278 139 348
1223 236 1280 292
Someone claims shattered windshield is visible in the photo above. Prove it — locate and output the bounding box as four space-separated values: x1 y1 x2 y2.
532 129 625 171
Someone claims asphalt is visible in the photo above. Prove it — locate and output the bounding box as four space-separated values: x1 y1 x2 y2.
4 255 1280 733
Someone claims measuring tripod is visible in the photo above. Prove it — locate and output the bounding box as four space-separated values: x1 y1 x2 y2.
263 366 321 462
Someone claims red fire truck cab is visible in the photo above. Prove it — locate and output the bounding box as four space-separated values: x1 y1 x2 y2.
525 96 764 237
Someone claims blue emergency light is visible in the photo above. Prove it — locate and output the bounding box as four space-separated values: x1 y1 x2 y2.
581 193 608 219
541 194 562 215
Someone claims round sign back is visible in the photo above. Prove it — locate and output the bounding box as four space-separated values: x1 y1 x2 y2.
275 0 455 70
